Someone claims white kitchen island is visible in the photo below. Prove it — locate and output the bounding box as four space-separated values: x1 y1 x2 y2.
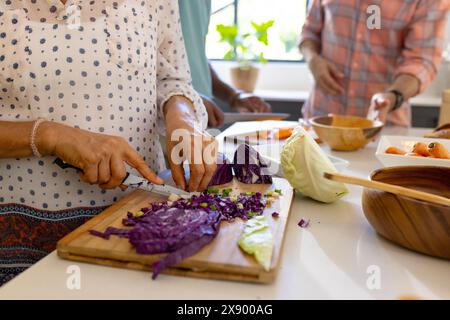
0 122 449 300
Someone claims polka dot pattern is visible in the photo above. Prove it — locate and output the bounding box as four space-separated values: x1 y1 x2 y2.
0 0 207 210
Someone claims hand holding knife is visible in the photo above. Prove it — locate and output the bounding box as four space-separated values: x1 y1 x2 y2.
53 158 190 197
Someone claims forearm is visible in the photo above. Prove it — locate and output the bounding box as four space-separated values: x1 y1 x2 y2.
0 121 58 158
210 63 238 103
299 39 321 63
163 95 197 121
388 74 420 100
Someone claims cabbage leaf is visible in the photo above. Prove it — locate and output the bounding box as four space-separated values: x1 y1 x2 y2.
281 128 349 203
238 215 273 271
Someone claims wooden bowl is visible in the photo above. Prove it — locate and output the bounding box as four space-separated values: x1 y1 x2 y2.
362 166 450 260
310 115 384 151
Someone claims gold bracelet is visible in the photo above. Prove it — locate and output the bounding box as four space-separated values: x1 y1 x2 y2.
30 118 46 158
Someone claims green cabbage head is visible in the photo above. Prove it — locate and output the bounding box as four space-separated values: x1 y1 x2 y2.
281 128 349 203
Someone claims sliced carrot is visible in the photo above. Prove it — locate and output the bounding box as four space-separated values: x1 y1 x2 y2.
274 127 294 140
412 142 431 157
428 142 450 159
385 146 407 155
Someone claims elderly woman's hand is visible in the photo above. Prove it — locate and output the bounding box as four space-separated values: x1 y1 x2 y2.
164 96 218 192
38 122 163 189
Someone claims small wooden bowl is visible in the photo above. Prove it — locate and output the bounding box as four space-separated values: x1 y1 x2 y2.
362 166 450 260
310 115 384 151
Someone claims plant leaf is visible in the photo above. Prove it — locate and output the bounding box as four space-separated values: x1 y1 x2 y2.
223 49 235 61
251 20 275 46
216 24 239 47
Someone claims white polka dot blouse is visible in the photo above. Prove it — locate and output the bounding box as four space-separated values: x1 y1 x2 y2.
0 0 207 210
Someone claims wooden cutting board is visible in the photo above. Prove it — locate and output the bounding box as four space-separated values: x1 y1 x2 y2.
57 178 294 283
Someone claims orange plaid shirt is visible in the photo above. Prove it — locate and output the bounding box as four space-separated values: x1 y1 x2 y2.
300 0 449 126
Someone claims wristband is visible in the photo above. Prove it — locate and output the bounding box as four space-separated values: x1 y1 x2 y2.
388 89 404 111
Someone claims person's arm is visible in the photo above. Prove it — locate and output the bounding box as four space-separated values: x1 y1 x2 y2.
299 39 320 64
210 63 238 103
298 0 323 45
209 63 272 113
201 94 225 128
393 1 447 95
0 121 55 158
0 120 162 188
300 40 344 96
299 1 344 96
368 1 448 121
156 0 217 192
369 75 420 122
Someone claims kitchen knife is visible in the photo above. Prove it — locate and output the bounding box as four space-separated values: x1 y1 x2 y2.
53 158 190 197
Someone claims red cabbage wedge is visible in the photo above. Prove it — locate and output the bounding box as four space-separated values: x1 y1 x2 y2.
208 152 233 187
233 144 273 184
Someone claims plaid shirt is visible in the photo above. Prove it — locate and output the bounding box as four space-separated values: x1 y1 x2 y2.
300 0 449 126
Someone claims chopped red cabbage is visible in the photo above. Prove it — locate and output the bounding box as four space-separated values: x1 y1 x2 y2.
271 212 280 218
151 210 221 279
233 144 273 184
88 227 131 239
90 191 267 279
208 152 233 187
298 218 310 228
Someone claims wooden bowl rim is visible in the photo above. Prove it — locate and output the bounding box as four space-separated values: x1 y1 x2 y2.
310 115 384 131
368 165 450 209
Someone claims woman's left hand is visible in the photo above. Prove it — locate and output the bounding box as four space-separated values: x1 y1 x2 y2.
165 96 218 192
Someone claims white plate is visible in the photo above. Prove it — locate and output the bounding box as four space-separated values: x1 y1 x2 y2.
328 155 351 171
375 135 450 168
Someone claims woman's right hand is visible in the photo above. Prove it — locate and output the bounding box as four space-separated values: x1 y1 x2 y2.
37 122 163 189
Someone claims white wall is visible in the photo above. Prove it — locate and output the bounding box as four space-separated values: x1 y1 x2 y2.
211 60 311 92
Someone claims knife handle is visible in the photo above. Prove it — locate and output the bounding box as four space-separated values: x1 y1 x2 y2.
53 157 130 184
53 157 83 172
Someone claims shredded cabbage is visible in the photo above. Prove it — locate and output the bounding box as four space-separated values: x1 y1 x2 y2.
90 191 268 279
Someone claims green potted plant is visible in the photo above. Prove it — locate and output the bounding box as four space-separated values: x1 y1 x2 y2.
216 20 274 93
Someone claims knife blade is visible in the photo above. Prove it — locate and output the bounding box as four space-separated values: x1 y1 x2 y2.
121 172 191 196
53 158 190 197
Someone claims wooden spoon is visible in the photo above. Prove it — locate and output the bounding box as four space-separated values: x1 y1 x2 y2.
324 172 450 207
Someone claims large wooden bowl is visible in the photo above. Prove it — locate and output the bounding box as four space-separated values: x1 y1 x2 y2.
362 166 450 260
310 115 384 151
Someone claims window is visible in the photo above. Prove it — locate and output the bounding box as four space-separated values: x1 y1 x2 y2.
206 0 308 62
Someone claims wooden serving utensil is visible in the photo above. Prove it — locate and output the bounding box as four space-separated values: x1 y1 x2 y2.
324 172 450 207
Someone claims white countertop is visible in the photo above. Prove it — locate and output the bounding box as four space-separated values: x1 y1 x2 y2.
1 123 449 300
